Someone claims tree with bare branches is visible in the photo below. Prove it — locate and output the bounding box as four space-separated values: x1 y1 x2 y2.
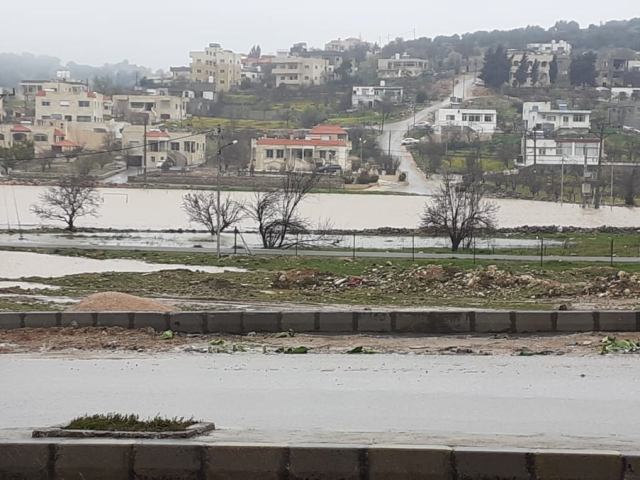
421 173 497 252
246 171 320 248
31 177 101 231
182 192 244 235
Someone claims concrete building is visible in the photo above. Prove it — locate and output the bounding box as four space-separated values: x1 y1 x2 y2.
189 43 243 92
0 94 5 122
522 102 591 132
598 54 640 87
112 94 188 124
20 79 88 103
0 123 77 156
35 89 105 124
170 66 191 81
526 40 572 55
352 84 404 108
434 108 498 135
272 56 329 87
377 54 428 79
518 135 601 167
609 102 640 131
251 124 351 172
121 126 206 169
509 51 555 87
611 87 640 100
325 37 370 52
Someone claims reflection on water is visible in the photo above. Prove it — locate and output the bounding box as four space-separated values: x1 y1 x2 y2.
1 185 639 231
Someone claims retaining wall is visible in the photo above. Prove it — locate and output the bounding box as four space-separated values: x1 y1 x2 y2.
0 441 637 479
1 310 639 334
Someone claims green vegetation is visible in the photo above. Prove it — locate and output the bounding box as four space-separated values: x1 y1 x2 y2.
65 414 197 432
600 336 640 355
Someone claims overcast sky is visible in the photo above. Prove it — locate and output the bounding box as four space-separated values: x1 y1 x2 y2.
0 0 638 69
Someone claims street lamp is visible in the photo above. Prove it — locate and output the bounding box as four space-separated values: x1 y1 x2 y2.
359 137 367 167
216 139 238 259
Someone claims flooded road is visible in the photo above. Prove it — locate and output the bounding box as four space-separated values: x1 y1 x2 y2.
1 185 639 231
0 251 243 279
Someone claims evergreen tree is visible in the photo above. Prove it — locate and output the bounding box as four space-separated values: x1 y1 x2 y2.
530 60 540 86
569 51 597 87
479 45 510 89
514 54 529 87
549 55 559 84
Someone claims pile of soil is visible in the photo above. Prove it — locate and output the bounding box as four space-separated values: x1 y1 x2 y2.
68 292 176 312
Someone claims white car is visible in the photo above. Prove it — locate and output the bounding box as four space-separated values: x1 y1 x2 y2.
415 121 431 128
401 138 420 146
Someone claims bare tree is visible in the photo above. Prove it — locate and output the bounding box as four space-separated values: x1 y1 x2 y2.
31 177 101 232
182 192 244 235
246 171 320 248
73 157 96 177
421 173 498 252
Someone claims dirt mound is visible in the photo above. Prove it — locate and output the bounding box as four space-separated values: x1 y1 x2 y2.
68 292 176 312
273 269 323 289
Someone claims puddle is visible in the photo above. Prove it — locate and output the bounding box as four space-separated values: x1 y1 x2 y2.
0 281 60 291
0 251 245 279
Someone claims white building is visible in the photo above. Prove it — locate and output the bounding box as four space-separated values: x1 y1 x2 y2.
377 54 428 79
112 94 189 124
35 89 105 124
526 40 572 55
522 102 591 131
434 108 498 134
611 87 640 100
518 136 601 167
325 37 370 52
272 56 329 87
251 124 351 172
352 84 404 108
121 126 207 169
509 51 555 87
189 43 243 92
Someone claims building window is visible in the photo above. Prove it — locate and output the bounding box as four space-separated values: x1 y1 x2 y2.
276 150 284 158
170 142 180 151
41 101 50 106
64 115 72 121
0 134 4 140
131 102 145 109
446 115 455 121
319 151 327 159
573 114 586 122
160 114 171 120
77 116 92 122
266 149 274 158
484 115 493 122
78 101 90 107
34 134 48 142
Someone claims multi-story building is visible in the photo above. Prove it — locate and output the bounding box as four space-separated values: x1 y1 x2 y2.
170 66 191 81
352 84 404 108
0 123 79 156
20 79 88 104
189 43 243 92
377 54 428 79
526 40 572 55
434 109 498 135
522 102 591 132
609 101 640 131
251 124 351 172
272 56 329 87
518 135 601 167
111 94 188 124
509 51 555 87
121 126 207 169
35 89 105 124
598 53 640 87
325 37 370 52
611 87 640 100
0 94 5 122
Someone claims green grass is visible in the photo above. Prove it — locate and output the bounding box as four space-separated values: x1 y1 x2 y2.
182 117 288 130
65 414 197 432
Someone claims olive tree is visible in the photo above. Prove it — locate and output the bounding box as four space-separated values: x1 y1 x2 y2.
31 177 101 231
421 173 497 251
182 192 244 235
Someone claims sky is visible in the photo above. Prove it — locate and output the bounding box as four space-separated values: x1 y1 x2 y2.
0 0 638 70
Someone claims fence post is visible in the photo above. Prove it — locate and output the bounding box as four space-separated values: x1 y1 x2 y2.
352 233 356 260
412 234 415 262
473 238 476 265
610 238 614 267
540 237 544 267
296 233 299 257
233 228 238 255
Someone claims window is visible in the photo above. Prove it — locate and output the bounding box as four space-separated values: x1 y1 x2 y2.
266 149 274 158
160 114 171 120
170 142 180 151
463 114 482 122
78 101 90 107
0 134 4 140
76 116 92 122
34 134 48 142
573 114 585 122
546 115 556 121
131 102 145 109
484 115 493 122
150 142 160 152
319 151 327 159
276 150 284 158
64 115 72 121
41 101 50 106
446 115 455 121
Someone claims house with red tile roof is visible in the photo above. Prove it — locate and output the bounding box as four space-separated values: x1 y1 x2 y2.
251 124 352 172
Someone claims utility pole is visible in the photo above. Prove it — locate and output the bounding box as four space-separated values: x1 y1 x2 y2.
594 123 606 209
388 131 391 157
560 155 565 205
216 126 223 259
143 117 148 183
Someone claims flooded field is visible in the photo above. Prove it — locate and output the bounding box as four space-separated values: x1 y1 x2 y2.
1 185 639 231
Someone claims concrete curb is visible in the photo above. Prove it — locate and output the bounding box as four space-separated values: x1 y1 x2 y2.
0 441 635 479
1 310 639 335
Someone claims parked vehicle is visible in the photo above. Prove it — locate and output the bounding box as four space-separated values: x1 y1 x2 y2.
401 138 420 146
317 164 343 174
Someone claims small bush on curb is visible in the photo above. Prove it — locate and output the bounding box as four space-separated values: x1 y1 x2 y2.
65 414 197 432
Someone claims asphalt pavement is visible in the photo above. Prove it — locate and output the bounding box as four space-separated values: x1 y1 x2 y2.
1 353 639 450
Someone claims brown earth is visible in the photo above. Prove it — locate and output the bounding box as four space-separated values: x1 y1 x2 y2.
68 292 176 313
0 327 636 356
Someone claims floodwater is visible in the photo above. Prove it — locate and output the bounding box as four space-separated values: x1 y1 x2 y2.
0 251 244 279
1 185 640 231
0 231 560 251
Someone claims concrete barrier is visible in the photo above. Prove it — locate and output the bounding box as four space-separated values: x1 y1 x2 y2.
2 310 640 334
23 312 59 329
0 441 634 479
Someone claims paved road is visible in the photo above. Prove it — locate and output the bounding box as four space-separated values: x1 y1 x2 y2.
377 74 475 195
1 241 636 264
1 353 639 449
